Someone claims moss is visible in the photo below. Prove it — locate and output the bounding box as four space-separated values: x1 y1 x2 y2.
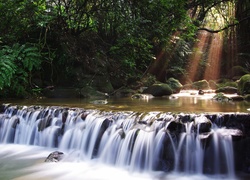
217 80 238 88
143 83 173 96
192 80 210 90
212 93 231 101
237 74 250 95
166 78 183 93
215 86 238 94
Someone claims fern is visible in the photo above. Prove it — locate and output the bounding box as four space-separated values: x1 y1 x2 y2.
0 49 17 89
0 43 41 96
21 46 41 71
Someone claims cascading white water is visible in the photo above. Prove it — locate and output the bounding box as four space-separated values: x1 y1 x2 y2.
0 105 242 179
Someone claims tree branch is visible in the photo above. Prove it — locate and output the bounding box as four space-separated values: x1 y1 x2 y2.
198 16 250 33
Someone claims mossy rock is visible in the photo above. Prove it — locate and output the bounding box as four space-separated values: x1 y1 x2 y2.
215 86 238 94
230 95 244 101
237 74 250 95
143 83 173 97
166 78 183 93
208 80 218 89
192 80 210 90
216 79 238 88
244 94 250 101
212 93 231 101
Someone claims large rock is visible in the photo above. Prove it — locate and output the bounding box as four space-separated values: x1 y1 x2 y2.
143 83 172 97
183 80 210 90
237 74 250 95
192 80 210 90
215 86 238 94
166 78 183 93
212 93 231 101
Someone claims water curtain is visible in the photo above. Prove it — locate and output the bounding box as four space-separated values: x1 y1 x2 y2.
0 104 248 178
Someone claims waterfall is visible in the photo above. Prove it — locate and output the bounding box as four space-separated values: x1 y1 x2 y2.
0 104 247 178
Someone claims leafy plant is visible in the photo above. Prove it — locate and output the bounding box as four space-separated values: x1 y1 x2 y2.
0 43 41 97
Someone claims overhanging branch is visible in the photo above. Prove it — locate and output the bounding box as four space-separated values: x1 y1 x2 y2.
198 16 250 33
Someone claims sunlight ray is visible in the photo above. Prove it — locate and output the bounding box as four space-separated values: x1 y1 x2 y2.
186 31 210 82
203 33 223 80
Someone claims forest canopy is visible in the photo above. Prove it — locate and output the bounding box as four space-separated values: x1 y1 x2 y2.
0 0 249 98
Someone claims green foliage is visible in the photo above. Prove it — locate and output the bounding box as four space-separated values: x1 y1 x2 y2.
0 43 41 97
0 0 245 98
0 51 16 89
237 74 250 95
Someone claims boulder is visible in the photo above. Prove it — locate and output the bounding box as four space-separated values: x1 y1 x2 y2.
166 78 183 93
212 93 231 101
230 95 244 101
237 74 250 95
215 86 238 94
45 151 64 162
143 83 172 97
192 80 210 90
194 116 212 133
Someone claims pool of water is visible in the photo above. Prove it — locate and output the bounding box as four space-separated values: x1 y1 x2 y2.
1 90 250 113
0 144 241 180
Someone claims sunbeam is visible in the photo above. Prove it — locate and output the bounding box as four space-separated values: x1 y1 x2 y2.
186 31 210 82
203 33 223 80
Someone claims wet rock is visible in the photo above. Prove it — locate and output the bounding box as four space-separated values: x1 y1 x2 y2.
143 83 172 97
166 78 183 93
90 99 108 104
80 112 88 120
212 93 232 101
131 93 153 99
167 121 184 133
194 116 212 133
62 110 68 123
231 95 244 101
38 115 53 131
198 89 204 95
192 80 210 90
45 151 64 162
11 116 20 129
215 86 238 94
178 114 195 123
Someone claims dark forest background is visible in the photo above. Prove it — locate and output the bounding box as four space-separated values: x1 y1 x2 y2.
0 0 249 98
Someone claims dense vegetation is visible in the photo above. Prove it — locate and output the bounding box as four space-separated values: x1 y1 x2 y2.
0 0 249 98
